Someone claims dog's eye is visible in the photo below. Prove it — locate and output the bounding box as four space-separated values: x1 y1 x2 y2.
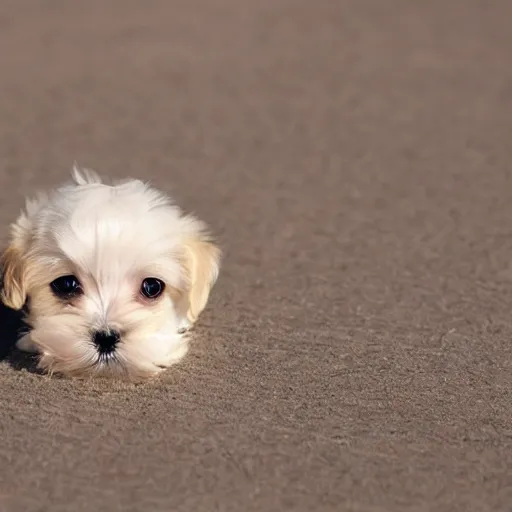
141 278 165 299
50 275 83 298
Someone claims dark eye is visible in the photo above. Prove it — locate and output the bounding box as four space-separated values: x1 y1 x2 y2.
50 275 83 298
141 278 165 299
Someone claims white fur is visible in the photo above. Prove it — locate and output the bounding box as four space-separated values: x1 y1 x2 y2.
1 167 221 380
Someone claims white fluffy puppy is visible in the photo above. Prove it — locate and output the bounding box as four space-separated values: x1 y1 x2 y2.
0 167 220 380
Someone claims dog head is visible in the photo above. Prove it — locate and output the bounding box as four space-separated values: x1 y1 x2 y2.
1 167 220 380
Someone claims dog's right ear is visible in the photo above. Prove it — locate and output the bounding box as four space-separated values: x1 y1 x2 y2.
1 193 45 310
0 241 27 310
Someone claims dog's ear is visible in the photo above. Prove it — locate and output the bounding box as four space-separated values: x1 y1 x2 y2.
1 194 45 310
0 240 27 310
180 235 221 324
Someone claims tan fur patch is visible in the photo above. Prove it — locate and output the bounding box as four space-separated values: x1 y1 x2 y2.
0 244 27 310
180 236 221 324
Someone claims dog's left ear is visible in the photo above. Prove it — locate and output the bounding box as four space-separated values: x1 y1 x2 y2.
180 234 221 325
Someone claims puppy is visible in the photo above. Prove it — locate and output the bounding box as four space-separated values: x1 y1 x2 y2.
0 167 221 380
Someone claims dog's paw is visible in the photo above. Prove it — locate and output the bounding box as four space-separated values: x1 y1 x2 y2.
177 317 192 334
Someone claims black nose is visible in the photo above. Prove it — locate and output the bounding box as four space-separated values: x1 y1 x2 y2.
92 329 120 354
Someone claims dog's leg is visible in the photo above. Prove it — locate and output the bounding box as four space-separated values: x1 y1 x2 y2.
16 333 39 353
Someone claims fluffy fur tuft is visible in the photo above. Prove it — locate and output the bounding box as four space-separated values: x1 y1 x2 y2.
1 167 221 380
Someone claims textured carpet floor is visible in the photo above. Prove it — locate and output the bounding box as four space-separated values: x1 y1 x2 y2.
0 1 511 510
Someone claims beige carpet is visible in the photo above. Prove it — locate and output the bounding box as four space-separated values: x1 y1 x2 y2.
0 1 511 510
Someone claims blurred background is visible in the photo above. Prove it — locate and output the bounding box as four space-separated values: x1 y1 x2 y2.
1 1 512 511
